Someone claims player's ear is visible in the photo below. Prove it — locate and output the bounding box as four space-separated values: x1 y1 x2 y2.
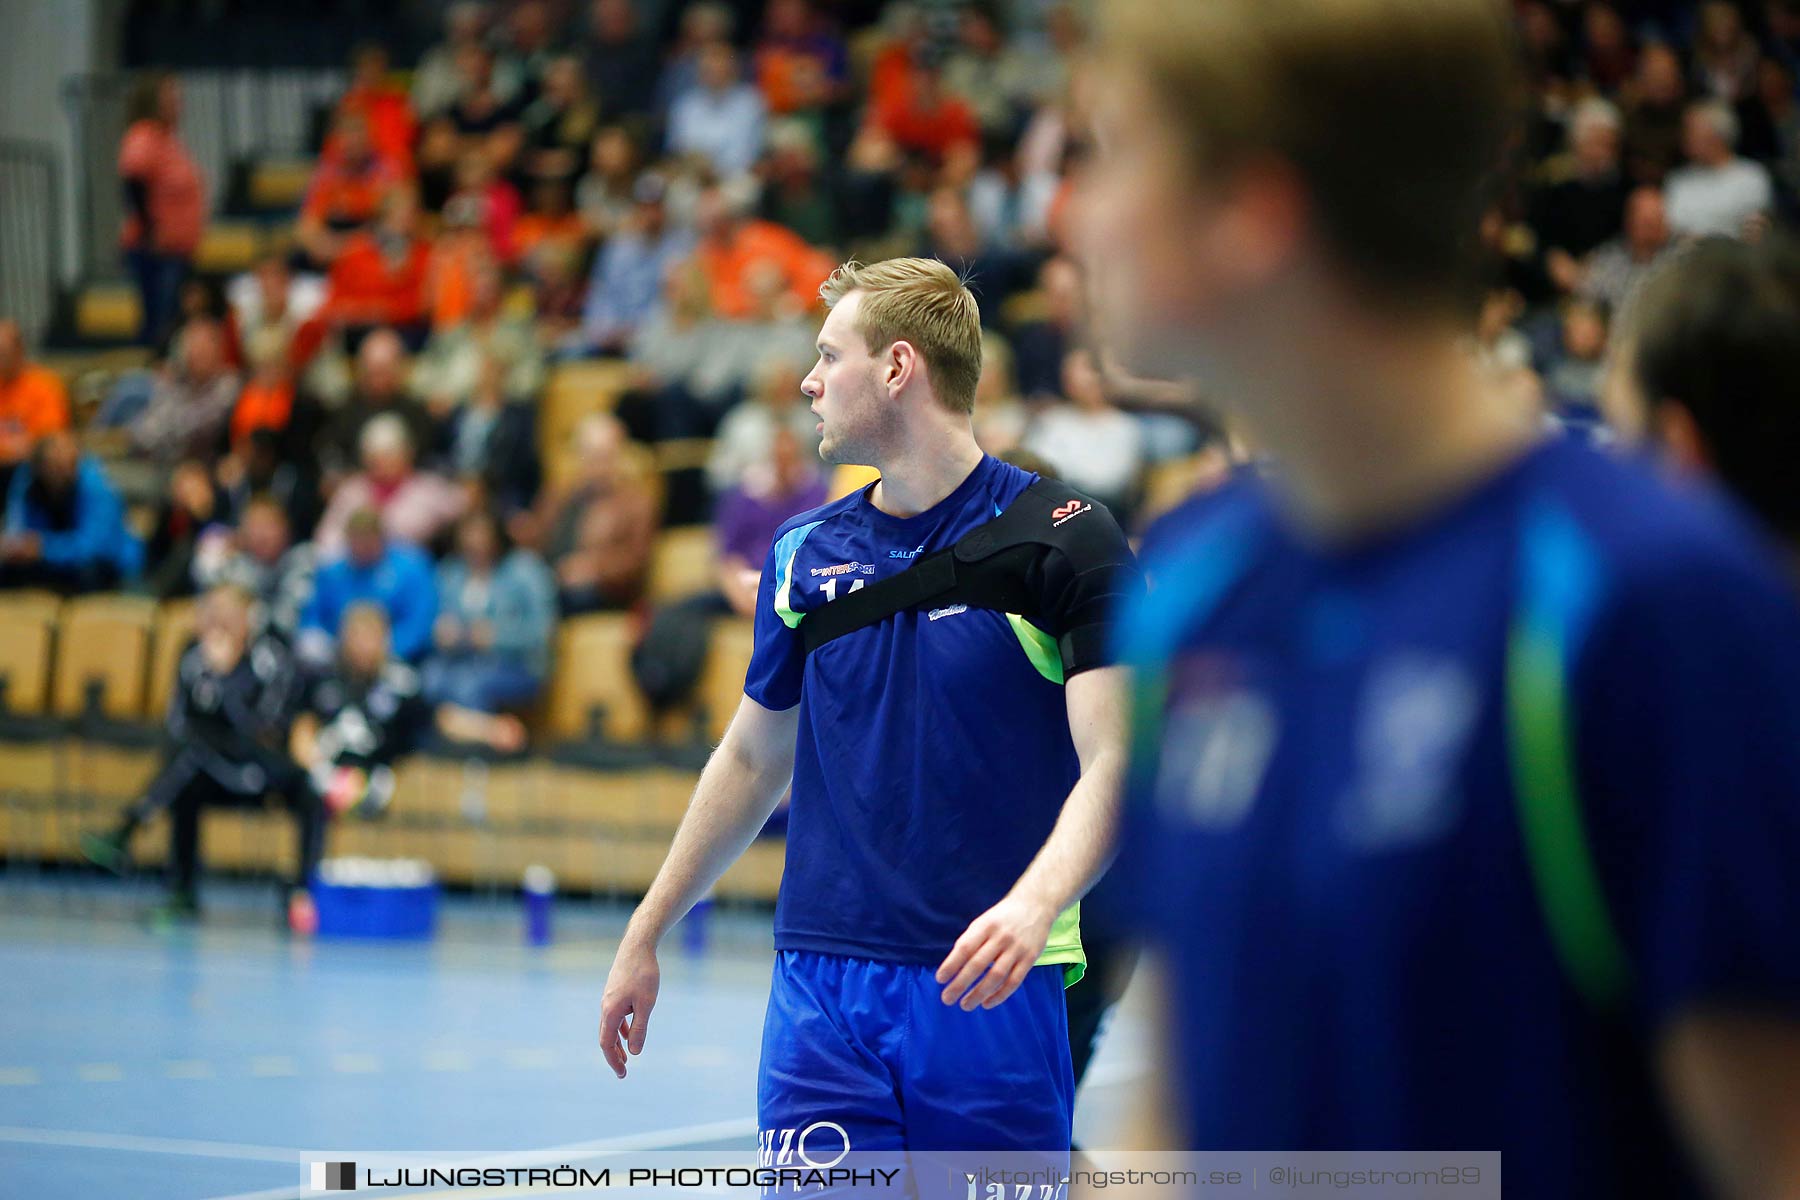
886 340 917 397
1655 399 1714 473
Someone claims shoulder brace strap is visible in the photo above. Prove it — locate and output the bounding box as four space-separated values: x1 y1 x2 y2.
798 478 1107 657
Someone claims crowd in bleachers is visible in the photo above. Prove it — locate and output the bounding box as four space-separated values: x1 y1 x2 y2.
5 0 1799 756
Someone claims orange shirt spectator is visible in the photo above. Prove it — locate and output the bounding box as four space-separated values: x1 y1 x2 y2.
0 320 71 467
231 379 295 447
872 69 979 164
426 227 489 332
324 231 432 329
335 45 418 172
118 116 208 256
513 208 588 267
694 218 834 319
303 152 407 233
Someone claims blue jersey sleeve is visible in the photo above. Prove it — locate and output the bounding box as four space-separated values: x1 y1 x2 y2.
743 521 812 711
1574 545 1800 1027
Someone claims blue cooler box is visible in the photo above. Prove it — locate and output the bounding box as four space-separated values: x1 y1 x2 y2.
312 858 439 939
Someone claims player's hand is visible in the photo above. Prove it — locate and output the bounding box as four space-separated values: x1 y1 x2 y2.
935 892 1056 1011
599 934 660 1079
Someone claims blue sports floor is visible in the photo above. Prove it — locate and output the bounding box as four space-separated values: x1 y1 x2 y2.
0 873 1147 1199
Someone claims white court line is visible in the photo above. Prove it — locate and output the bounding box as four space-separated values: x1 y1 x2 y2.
194 1116 762 1200
0 1126 303 1163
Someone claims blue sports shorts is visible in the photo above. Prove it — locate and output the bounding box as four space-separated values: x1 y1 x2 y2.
757 950 1073 1193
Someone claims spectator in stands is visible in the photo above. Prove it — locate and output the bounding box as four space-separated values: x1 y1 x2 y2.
690 185 834 320
1 431 143 592
1535 99 1631 293
1666 99 1775 238
1472 288 1533 374
413 2 494 120
445 149 524 266
1544 298 1610 418
869 46 980 168
536 414 658 613
496 0 559 109
1579 2 1636 95
657 2 737 119
131 318 240 465
228 253 325 357
313 414 467 558
1739 58 1800 192
336 43 418 172
707 355 821 494
0 319 71 495
713 425 827 617
216 428 322 543
942 3 1042 138
443 350 540 518
574 175 694 355
1692 0 1761 103
295 602 527 809
229 328 305 457
575 124 645 240
522 56 601 193
1625 42 1690 185
513 181 590 293
758 120 838 247
144 459 227 598
300 507 437 664
668 41 768 181
297 111 408 269
1021 347 1145 517
192 493 317 643
412 260 544 413
321 190 434 349
119 72 207 347
583 0 660 120
424 507 556 713
1010 256 1084 403
754 0 849 117
447 43 523 148
292 601 431 820
81 585 321 933
318 328 436 482
1579 185 1675 314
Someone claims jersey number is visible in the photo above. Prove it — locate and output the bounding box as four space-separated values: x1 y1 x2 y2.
819 578 865 602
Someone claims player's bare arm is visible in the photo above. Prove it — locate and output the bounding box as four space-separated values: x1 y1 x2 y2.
599 695 798 1078
935 664 1127 1010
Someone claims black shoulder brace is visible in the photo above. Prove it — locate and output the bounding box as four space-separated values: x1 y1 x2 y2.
798 477 1142 676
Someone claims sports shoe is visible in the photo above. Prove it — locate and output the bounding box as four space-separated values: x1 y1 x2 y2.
79 829 131 876
145 890 201 930
287 889 318 938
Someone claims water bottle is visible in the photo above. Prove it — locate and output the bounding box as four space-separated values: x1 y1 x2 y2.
681 895 712 956
522 864 555 947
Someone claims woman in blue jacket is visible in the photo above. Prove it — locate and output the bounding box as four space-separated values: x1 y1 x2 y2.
422 507 556 713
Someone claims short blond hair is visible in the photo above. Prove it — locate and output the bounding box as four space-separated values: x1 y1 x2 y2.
819 258 983 415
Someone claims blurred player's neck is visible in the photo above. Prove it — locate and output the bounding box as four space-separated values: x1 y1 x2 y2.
1237 316 1539 544
868 418 984 520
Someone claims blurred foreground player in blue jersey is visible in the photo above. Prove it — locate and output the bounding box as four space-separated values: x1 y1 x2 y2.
600 257 1141 1175
1081 2 1800 1197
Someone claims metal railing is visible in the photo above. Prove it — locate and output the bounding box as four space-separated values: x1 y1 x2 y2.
0 140 64 348
61 68 345 278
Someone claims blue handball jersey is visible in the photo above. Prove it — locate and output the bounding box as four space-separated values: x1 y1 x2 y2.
747 455 1137 976
1118 437 1800 1198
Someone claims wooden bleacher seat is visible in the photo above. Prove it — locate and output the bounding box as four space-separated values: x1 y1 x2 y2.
695 618 755 743
545 614 650 745
648 526 718 602
146 599 199 720
0 604 57 716
53 595 156 721
540 360 634 463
